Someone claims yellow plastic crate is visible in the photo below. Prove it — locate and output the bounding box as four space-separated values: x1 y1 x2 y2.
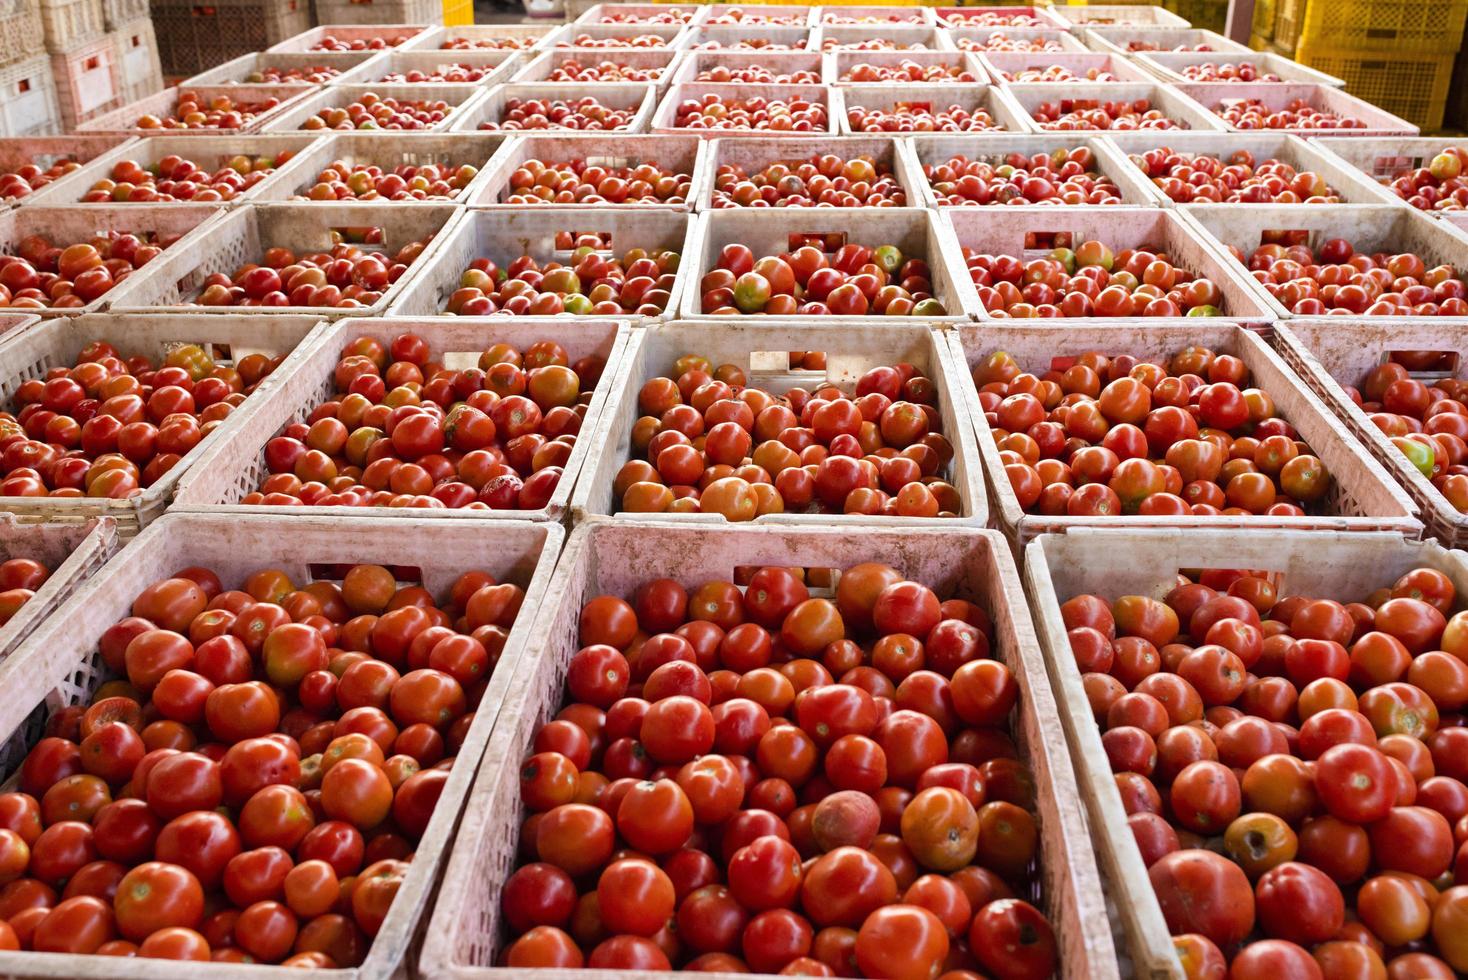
1277 0 1468 55
1296 41 1457 131
1251 0 1274 39
442 0 471 22
1163 0 1225 30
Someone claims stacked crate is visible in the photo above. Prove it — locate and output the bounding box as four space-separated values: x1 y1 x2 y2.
43 0 122 128
0 0 57 135
150 0 312 77
109 15 162 102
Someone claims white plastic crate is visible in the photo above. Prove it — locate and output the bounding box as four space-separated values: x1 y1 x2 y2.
574 2 704 25
946 321 1419 549
512 46 684 88
651 82 837 135
815 22 954 50
0 510 562 979
266 23 434 53
1105 130 1405 207
49 33 121 128
18 133 321 207
1080 24 1251 56
669 48 825 85
978 49 1156 85
1176 81 1419 136
688 23 814 51
1006 79 1228 131
0 517 114 665
934 5 1067 28
700 4 814 27
829 48 988 84
1131 49 1344 87
572 320 987 525
420 520 1117 980
110 16 163 104
695 133 925 208
837 82 1032 134
1050 4 1190 28
450 82 658 134
470 133 700 208
387 206 696 323
1183 202 1468 324
39 0 105 53
908 132 1162 207
0 313 324 536
542 21 690 49
254 131 505 203
940 204 1275 323
682 206 968 322
947 26 1089 53
0 55 60 137
182 48 387 86
360 48 522 85
105 201 456 315
0 203 215 315
172 316 630 524
399 24 559 52
820 5 934 25
259 81 482 133
74 84 309 136
1309 136 1468 212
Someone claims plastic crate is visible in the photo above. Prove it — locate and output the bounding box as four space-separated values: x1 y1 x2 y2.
0 517 114 664
831 47 989 83
450 81 658 134
1049 3 1190 27
815 22 954 49
0 0 45 66
934 5 1066 28
267 23 434 52
106 201 455 315
470 132 699 208
1006 79 1227 131
514 46 684 87
1176 80 1419 136
1294 43 1458 133
688 24 814 50
909 132 1162 206
0 55 60 138
1129 47 1344 86
1023 529 1468 979
386 206 696 322
574 321 987 525
820 4 935 23
701 3 814 25
0 313 39 344
947 27 1090 52
258 82 482 133
19 133 321 207
1080 24 1250 54
696 133 926 208
255 131 504 203
978 49 1154 84
0 203 214 315
99 0 142 26
110 16 164 105
948 322 1419 549
1104 130 1404 207
942 204 1275 323
173 317 628 523
0 134 130 203
359 48 520 84
314 0 439 25
418 520 1118 980
150 0 311 76
1276 0 1468 55
1275 318 1468 550
0 313 322 535
1309 135 1468 211
74 84 307 136
50 33 122 128
682 206 968 321
668 47 823 84
1161 0 1227 31
39 0 103 52
398 24 557 51
650 81 837 135
1251 0 1275 39
182 48 386 86
837 82 1031 133
575 2 704 24
543 21 689 48
0 510 561 975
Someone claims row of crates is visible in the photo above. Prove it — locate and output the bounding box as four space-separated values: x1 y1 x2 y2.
0 15 162 136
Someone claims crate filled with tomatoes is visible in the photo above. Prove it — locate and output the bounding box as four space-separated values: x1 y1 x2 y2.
0 515 115 663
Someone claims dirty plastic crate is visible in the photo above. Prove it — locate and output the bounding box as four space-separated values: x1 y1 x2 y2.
470 133 699 208
1130 48 1343 86
1275 318 1468 550
978 49 1155 84
942 204 1275 324
75 84 309 136
573 320 986 525
1293 43 1457 133
935 5 1067 28
0 204 214 315
0 516 114 665
1049 3 1190 28
152 0 312 76
948 321 1419 549
575 2 704 24
1080 24 1250 55
1104 130 1404 207
19 133 322 207
106 201 455 315
1274 0 1468 55
830 47 988 84
387 206 695 322
400 24 559 51
450 82 658 133
683 206 968 321
669 48 824 84
360 48 523 85
909 132 1161 207
1183 202 1468 324
543 21 690 48
39 0 104 52
254 131 504 203
0 509 561 979
268 23 434 53
1023 528 1468 979
110 16 164 105
0 313 323 536
172 317 629 523
696 133 926 208
314 0 440 25
0 313 40 344
701 3 814 25
947 26 1090 52
652 81 837 135
0 134 133 204
688 24 814 50
837 82 1031 133
182 49 387 86
0 0 45 66
820 4 934 24
515 46 684 87
815 23 954 50
259 81 481 134
1176 80 1419 136
417 519 1118 980
1007 79 1227 131
0 55 61 138
50 33 122 128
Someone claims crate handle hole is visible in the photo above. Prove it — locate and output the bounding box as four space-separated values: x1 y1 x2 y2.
733 564 838 595
1386 350 1460 375
788 232 845 252
750 350 828 375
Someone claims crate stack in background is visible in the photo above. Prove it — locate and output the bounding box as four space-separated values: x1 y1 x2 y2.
105 0 162 104
150 0 311 77
1258 0 1468 130
0 0 58 135
43 0 123 128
